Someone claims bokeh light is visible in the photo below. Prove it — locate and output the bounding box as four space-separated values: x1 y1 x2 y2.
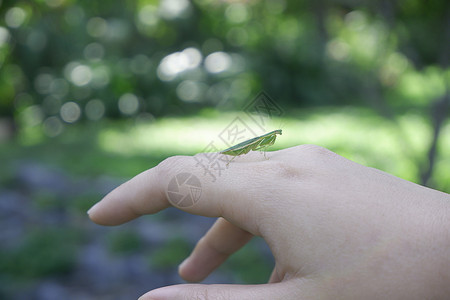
64 6 85 26
86 17 108 38
60 101 81 123
118 93 139 116
0 26 10 48
85 99 105 121
20 105 44 127
130 54 152 75
43 116 64 137
90 66 110 89
157 47 202 81
226 27 249 47
5 7 27 28
84 43 105 61
138 4 158 26
176 80 207 103
49 78 70 98
158 0 191 19
69 64 93 87
326 39 350 62
204 52 232 74
34 73 54 95
225 3 249 24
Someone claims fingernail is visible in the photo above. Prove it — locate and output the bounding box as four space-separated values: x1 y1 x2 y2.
87 202 100 215
179 257 189 270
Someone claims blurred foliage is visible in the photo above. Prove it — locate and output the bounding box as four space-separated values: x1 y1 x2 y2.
0 228 81 279
221 237 272 284
33 190 64 210
107 229 144 255
0 0 448 124
150 236 191 270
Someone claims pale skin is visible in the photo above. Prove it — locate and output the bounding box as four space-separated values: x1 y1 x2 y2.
88 145 450 299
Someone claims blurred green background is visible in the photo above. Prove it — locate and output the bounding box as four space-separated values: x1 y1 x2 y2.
0 0 449 299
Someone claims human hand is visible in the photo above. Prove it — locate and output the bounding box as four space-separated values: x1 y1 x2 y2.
88 145 450 299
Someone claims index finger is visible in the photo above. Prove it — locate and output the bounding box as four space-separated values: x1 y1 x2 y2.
87 153 264 234
87 166 168 226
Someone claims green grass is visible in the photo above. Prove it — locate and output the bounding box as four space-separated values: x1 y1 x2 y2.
3 107 449 190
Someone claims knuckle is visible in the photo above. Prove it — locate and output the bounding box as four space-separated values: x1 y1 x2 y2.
155 155 189 180
273 145 342 180
296 144 334 156
157 155 186 168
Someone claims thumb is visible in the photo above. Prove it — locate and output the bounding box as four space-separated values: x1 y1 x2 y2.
138 278 317 300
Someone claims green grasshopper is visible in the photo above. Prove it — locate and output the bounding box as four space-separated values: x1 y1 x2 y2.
220 129 282 165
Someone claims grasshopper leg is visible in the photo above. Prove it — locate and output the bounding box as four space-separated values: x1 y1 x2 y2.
254 135 276 160
225 155 237 167
223 148 245 167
